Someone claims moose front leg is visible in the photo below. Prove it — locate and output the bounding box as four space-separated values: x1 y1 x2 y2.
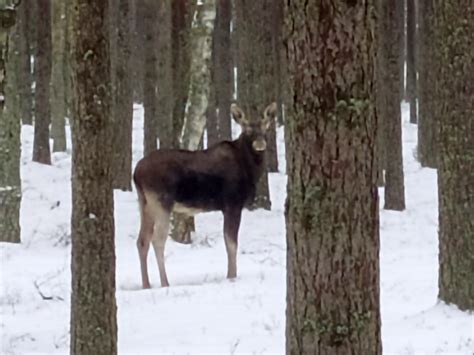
223 208 242 279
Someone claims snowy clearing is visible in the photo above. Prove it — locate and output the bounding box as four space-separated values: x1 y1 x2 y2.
1 104 473 354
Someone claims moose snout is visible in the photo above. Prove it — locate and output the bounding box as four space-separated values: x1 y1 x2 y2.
252 139 267 151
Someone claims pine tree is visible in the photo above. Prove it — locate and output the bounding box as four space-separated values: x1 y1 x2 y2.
285 1 382 353
69 1 117 354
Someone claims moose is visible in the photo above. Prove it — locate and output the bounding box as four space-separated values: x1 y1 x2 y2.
133 103 277 288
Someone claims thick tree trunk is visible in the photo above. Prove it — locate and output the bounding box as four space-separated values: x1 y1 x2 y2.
382 0 406 211
0 5 21 243
156 0 174 149
171 0 195 148
214 0 232 142
417 0 437 168
32 0 52 165
131 1 144 103
406 0 417 124
206 69 218 147
142 0 158 156
51 0 67 152
436 1 474 312
69 1 117 354
17 1 33 125
285 2 382 353
112 0 133 191
235 0 273 210
172 0 216 244
273 0 285 127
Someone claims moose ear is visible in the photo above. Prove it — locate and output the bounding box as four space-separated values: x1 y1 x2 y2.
231 104 249 126
262 102 277 130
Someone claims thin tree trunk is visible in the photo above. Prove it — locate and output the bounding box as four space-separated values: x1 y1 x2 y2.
112 0 133 191
131 1 143 103
70 1 117 353
17 1 33 125
156 0 173 149
142 0 158 155
235 0 272 210
417 0 437 168
206 68 218 147
406 0 417 124
214 0 232 142
0 4 21 243
375 0 385 187
51 0 67 152
436 1 474 312
171 0 216 244
32 0 52 165
285 1 382 353
382 0 406 211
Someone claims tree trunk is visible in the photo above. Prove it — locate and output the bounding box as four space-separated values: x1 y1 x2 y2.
171 0 195 148
206 67 218 147
142 0 158 156
156 0 173 149
172 0 216 244
285 2 382 353
51 0 67 152
131 1 143 103
0 5 21 243
214 0 232 142
406 0 417 124
381 0 405 211
32 0 52 165
273 0 285 127
436 1 474 312
17 1 33 125
69 1 117 354
375 0 385 187
111 0 133 191
235 0 273 210
417 0 437 168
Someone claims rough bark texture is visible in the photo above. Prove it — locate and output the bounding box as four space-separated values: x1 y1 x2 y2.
436 1 474 311
17 1 33 125
235 0 273 210
51 0 67 152
274 0 286 127
0 5 21 243
285 1 382 354
213 0 232 142
69 1 117 354
381 0 405 211
156 0 174 149
375 0 385 187
112 0 133 191
171 0 195 148
406 0 417 124
172 0 216 244
32 0 52 165
131 1 143 103
417 0 437 168
142 0 158 156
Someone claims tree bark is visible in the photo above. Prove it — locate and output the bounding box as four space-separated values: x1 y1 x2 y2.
381 0 405 211
111 0 133 191
0 4 21 243
51 0 67 152
213 0 232 142
33 0 52 165
142 0 158 156
171 0 216 244
417 0 438 168
235 0 273 210
406 0 417 124
285 2 382 353
17 1 33 125
131 1 143 103
436 1 474 312
69 1 117 354
156 0 173 149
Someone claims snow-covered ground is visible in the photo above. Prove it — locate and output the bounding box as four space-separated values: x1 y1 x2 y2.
1 104 473 354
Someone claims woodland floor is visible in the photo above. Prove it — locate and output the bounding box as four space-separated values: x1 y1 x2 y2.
1 104 473 354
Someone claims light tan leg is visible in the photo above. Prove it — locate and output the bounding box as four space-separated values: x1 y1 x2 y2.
137 205 154 289
151 207 171 287
223 208 242 279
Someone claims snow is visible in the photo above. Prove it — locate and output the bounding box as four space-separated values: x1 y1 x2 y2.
1 103 473 354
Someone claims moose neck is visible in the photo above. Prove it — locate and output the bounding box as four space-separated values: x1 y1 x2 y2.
236 134 266 183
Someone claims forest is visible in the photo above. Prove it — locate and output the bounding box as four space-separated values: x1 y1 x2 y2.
0 0 472 354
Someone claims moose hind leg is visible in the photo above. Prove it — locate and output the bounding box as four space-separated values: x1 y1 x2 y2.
137 207 154 289
223 208 242 279
151 206 171 287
